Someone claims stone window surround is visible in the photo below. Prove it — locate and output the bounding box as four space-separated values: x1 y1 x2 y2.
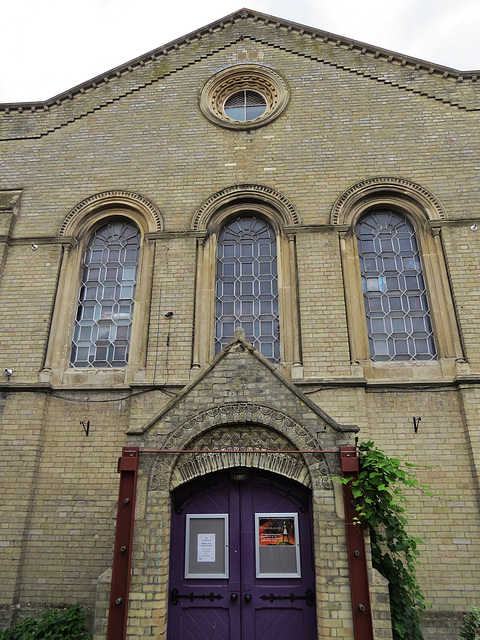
333 178 464 373
191 185 302 375
40 192 160 386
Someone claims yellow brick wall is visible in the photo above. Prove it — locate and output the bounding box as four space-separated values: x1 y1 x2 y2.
145 237 196 381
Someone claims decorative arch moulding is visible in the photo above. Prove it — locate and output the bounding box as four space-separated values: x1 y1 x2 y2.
168 450 314 491
144 417 335 491
162 403 308 437
147 403 334 465
192 184 300 231
330 177 446 226
59 190 163 236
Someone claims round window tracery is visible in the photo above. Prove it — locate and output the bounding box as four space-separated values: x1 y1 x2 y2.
223 90 267 122
200 64 289 130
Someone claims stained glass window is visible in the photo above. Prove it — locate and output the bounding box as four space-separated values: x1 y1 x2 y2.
356 210 436 361
215 216 279 361
70 220 141 368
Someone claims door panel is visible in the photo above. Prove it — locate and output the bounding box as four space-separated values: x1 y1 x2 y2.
168 469 316 640
254 608 306 640
181 607 232 640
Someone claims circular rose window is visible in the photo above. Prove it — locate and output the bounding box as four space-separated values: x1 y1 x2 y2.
200 64 289 130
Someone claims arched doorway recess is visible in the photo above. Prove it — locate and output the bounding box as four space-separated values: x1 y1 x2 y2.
167 468 317 640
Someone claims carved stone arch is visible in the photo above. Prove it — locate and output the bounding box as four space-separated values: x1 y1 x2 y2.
161 404 319 451
59 190 163 237
168 427 314 490
147 403 332 492
330 176 446 227
191 184 301 232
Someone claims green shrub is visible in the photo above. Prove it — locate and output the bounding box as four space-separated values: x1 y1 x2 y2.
458 606 480 640
0 605 91 640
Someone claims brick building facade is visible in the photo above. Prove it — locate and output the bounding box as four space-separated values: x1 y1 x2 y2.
1 9 479 639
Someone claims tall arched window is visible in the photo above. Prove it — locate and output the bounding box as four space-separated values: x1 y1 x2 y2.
215 216 279 361
355 210 436 361
70 220 141 368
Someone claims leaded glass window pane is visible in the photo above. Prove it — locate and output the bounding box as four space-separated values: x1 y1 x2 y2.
215 216 279 362
70 220 141 368
356 210 436 362
224 90 267 121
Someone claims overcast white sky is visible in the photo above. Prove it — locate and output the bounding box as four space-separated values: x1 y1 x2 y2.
2 0 480 104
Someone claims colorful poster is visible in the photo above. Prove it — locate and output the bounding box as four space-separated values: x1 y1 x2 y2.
197 533 216 562
259 518 295 546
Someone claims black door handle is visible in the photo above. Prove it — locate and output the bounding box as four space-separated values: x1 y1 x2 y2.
244 593 252 603
230 592 239 602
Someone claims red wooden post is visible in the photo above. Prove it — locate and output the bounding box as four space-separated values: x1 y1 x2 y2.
340 445 375 640
107 447 139 640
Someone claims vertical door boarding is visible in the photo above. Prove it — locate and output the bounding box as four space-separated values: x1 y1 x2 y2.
168 468 317 640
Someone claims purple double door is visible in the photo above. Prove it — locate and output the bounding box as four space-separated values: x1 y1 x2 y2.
167 469 317 640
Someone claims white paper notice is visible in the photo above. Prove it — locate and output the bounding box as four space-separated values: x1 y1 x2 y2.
197 533 216 562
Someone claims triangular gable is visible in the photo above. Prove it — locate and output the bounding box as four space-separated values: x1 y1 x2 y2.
2 7 479 140
129 329 358 452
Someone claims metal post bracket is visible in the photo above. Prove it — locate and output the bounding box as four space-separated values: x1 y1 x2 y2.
340 445 374 640
107 447 139 640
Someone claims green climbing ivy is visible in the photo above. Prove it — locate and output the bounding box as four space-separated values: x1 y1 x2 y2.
340 441 428 640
